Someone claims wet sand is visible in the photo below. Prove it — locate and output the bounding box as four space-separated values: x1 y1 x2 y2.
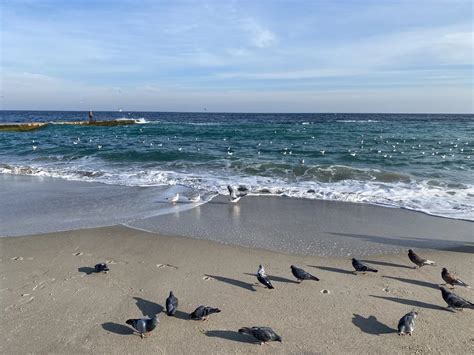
1 225 473 354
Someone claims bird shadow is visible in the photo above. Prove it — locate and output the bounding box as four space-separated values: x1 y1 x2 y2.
102 322 134 335
205 275 256 292
243 272 299 284
204 330 258 344
78 267 95 275
352 314 397 335
383 276 439 290
307 265 354 275
370 295 454 312
170 310 191 321
360 260 412 269
133 297 164 316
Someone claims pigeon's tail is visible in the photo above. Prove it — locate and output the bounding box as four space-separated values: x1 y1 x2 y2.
456 279 471 288
238 327 251 335
268 284 275 289
125 319 135 326
310 275 320 281
367 267 378 273
208 308 221 315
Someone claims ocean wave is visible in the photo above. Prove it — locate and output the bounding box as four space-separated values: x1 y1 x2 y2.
335 120 380 123
1 163 472 221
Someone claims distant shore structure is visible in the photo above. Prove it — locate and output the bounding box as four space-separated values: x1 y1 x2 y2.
88 110 94 122
0 119 139 132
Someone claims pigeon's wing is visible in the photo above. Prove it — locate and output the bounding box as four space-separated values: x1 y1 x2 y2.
448 293 473 308
135 319 147 333
397 315 408 331
166 296 177 315
257 273 274 289
252 327 273 342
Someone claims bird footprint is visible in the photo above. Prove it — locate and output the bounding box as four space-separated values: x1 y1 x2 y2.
11 256 24 261
202 276 214 281
157 263 178 269
73 252 83 256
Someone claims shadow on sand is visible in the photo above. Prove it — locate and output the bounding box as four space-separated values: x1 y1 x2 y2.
307 265 355 275
360 260 412 269
102 322 134 335
78 267 96 275
133 297 164 316
243 272 299 284
204 330 258 344
205 275 256 292
383 276 439 290
352 314 396 335
370 295 453 312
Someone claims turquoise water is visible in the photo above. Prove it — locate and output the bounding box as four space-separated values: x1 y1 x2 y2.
1 111 473 220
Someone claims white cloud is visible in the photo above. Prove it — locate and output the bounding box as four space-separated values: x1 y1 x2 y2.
241 19 277 48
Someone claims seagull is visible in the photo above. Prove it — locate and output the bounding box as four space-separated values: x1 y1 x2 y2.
290 265 319 282
188 194 201 203
32 145 37 151
165 291 178 316
189 306 221 321
256 265 274 289
167 193 179 203
398 311 417 336
351 258 378 274
227 185 247 203
126 315 159 338
238 327 282 345
408 249 435 269
439 286 473 310
442 268 471 289
94 263 109 273
320 150 325 155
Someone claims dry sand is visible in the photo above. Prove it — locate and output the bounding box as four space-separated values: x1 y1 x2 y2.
1 225 473 354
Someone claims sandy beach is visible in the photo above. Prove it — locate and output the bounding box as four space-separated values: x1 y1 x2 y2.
1 222 473 354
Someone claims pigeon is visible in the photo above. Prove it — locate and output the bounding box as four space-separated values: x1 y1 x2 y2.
166 291 178 316
238 327 282 345
408 249 435 268
442 268 471 289
126 315 159 338
94 263 109 273
290 265 319 282
167 193 179 203
440 286 473 310
397 311 418 336
351 258 378 273
227 185 247 203
256 265 274 289
190 306 221 320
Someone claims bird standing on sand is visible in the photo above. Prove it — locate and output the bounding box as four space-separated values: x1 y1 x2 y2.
126 315 159 338
94 263 109 273
441 268 471 289
190 306 221 320
166 291 178 316
238 327 282 345
227 185 247 203
351 258 378 274
256 265 274 289
290 265 319 282
397 311 418 336
439 286 473 310
408 249 435 268
167 193 179 203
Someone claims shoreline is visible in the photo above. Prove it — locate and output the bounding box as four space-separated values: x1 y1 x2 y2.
1 225 473 354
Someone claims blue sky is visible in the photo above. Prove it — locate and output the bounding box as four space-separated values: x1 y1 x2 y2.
1 0 472 112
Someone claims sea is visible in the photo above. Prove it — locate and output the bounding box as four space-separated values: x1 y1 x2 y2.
1 110 473 222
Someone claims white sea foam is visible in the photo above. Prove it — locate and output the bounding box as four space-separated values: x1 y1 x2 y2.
1 163 473 221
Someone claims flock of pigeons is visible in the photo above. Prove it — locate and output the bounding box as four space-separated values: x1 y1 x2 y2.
88 247 472 344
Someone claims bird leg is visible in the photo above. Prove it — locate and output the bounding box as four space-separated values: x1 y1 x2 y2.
140 333 145 339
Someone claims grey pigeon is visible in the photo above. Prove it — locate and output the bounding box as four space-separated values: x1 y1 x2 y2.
166 291 178 316
227 185 247 203
440 286 473 310
190 305 221 320
94 263 109 273
397 311 418 336
257 265 274 289
442 268 471 289
126 315 159 338
408 249 435 268
290 265 319 282
239 327 282 344
351 258 378 273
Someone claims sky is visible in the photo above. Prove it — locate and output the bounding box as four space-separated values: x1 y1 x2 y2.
0 0 473 113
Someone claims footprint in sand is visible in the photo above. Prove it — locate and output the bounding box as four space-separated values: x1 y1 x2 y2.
202 276 214 281
73 252 83 256
11 256 24 261
157 264 178 269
